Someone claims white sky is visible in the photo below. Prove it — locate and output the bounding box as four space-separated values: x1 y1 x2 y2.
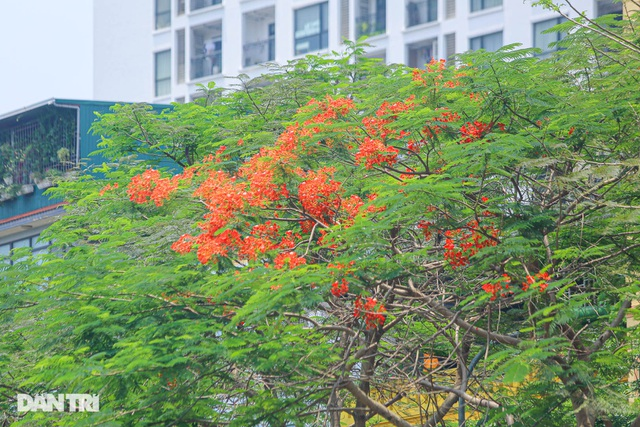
0 0 94 115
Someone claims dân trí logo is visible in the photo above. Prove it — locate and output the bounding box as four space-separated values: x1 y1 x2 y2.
17 394 99 412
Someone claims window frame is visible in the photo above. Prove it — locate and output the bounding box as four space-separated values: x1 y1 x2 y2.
469 0 502 13
0 233 52 265
155 50 172 97
407 38 438 68
469 31 503 52
294 2 329 56
155 0 171 30
406 0 438 27
533 17 566 57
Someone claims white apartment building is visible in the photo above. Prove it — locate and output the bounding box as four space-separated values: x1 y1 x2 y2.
94 0 622 104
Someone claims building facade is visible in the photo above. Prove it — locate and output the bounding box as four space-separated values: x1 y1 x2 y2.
132 0 623 104
0 99 169 259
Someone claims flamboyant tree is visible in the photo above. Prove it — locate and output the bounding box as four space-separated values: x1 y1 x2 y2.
2 4 640 427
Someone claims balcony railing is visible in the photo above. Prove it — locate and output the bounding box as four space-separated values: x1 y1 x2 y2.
191 0 221 11
191 52 222 80
356 12 386 38
0 108 77 190
243 37 276 67
407 0 438 27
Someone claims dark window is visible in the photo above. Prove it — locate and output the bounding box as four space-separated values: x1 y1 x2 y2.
155 0 171 30
596 0 623 18
469 31 502 51
177 0 185 15
294 2 329 55
177 30 185 83
470 0 502 13
408 39 437 68
155 50 171 97
533 17 566 57
356 0 386 38
407 0 438 27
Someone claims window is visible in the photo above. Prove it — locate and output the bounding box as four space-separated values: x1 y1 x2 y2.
445 33 456 61
177 30 185 83
356 0 386 38
191 22 223 79
408 38 437 68
243 8 276 67
155 50 171 97
407 0 438 27
155 0 171 30
469 31 502 51
533 17 566 57
470 0 502 12
445 0 456 19
294 2 329 55
191 0 221 12
177 0 185 15
0 233 51 265
596 0 623 17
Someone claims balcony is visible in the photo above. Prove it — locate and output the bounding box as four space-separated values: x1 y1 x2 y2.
191 21 222 80
243 37 275 67
191 51 222 79
0 107 76 196
243 8 275 68
356 11 386 38
406 0 438 27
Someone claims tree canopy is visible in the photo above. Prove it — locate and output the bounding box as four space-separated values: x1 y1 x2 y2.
2 4 640 427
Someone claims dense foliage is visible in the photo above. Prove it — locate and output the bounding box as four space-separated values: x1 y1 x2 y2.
2 4 640 426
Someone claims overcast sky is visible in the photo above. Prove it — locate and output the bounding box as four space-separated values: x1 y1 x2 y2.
0 0 93 115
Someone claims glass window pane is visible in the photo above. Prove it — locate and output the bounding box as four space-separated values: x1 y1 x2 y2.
12 238 30 249
156 0 171 29
155 50 171 97
295 2 328 55
470 0 501 12
534 18 566 56
483 32 502 51
470 31 502 52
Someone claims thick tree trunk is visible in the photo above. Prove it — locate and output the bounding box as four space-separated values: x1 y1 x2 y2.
569 389 596 427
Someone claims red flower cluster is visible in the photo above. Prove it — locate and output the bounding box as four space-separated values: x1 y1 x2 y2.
99 182 119 196
376 95 415 118
298 167 342 224
435 110 461 123
355 137 399 169
482 274 512 301
305 95 356 126
273 251 307 270
522 271 551 292
417 221 434 240
411 59 447 86
127 169 179 207
460 121 493 143
354 296 387 329
443 220 499 268
331 278 349 297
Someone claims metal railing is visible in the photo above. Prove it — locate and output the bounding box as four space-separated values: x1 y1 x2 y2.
0 108 77 187
243 37 275 67
191 52 222 79
191 0 221 11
